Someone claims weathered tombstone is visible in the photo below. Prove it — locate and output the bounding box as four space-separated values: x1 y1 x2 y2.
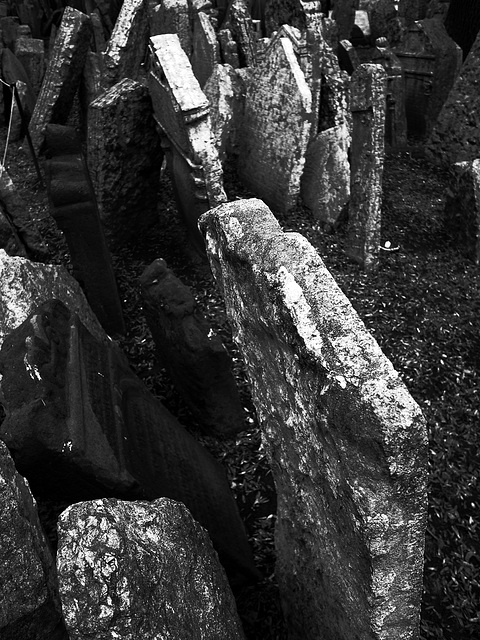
346 64 386 271
426 0 450 20
1 48 36 116
367 0 405 45
29 7 91 152
191 11 220 87
338 38 361 74
426 28 480 165
87 78 163 248
89 10 106 53
444 160 480 263
264 0 325 36
238 36 312 213
0 15 19 50
300 124 351 228
220 0 257 67
394 18 462 138
148 34 227 253
80 50 108 115
399 0 429 24
199 197 428 640
0 440 68 640
0 299 258 586
150 0 192 56
13 36 45 96
218 28 240 67
57 498 246 640
139 258 246 437
44 124 126 337
332 0 359 39
313 36 351 135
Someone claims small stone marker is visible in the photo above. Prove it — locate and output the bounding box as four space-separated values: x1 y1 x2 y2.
44 124 126 337
139 258 246 437
148 33 226 252
0 299 258 586
191 11 220 87
150 0 192 56
346 63 386 271
444 160 480 264
199 197 428 640
29 7 92 152
238 36 312 213
57 498 246 640
87 78 163 248
0 440 68 640
301 124 350 228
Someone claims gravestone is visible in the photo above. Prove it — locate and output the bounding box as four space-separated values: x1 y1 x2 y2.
0 299 258 586
191 11 220 87
218 28 240 67
314 36 351 134
44 124 126 337
238 36 312 213
399 0 429 24
300 124 351 228
90 10 106 52
332 0 359 39
444 160 480 263
148 34 227 253
14 36 45 95
264 0 325 35
221 0 257 67
1 48 37 117
199 197 428 640
29 7 92 152
426 28 480 165
57 498 246 640
150 0 192 56
0 440 68 640
139 258 246 437
0 15 19 50
367 0 405 45
346 64 386 271
338 38 361 74
87 78 163 248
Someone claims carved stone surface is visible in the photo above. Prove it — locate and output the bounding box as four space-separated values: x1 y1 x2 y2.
0 300 258 586
0 440 68 640
426 26 480 165
191 11 220 87
150 0 192 56
444 160 480 264
301 124 350 227
0 250 105 350
346 64 386 271
57 498 246 639
29 7 92 152
87 78 163 248
44 124 126 337
200 197 428 640
221 0 257 67
238 36 312 213
13 36 45 95
139 258 246 436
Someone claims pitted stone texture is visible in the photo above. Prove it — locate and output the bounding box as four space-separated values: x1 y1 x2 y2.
199 198 428 640
444 160 480 264
426 27 480 165
192 11 220 87
346 64 386 271
87 78 163 248
301 124 350 227
0 249 105 350
57 498 246 640
29 7 91 152
238 36 312 213
220 0 257 67
150 0 192 56
0 440 67 640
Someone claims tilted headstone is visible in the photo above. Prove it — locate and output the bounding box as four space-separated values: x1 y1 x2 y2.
372 41 407 148
148 33 227 253
1 48 37 116
220 0 257 67
238 36 312 213
426 27 480 165
44 124 126 337
14 35 45 95
346 64 386 271
139 259 246 437
394 18 462 138
57 498 246 640
300 124 351 228
0 299 258 586
0 250 106 350
29 7 92 152
191 10 220 87
0 440 68 640
87 78 163 249
444 160 480 264
199 197 428 640
150 0 192 56
218 28 240 67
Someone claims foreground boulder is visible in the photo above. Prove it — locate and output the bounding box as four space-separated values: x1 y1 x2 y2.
57 497 246 639
0 440 67 640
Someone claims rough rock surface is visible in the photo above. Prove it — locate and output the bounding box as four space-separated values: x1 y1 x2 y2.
57 498 246 640
199 198 428 640
0 440 67 640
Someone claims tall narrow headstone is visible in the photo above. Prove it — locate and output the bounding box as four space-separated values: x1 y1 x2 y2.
444 160 480 263
14 36 45 95
191 11 220 87
150 0 192 56
238 36 312 213
199 197 428 640
346 64 386 271
28 7 92 152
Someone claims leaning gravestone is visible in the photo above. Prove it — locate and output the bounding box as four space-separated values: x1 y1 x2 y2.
346 63 386 271
139 258 246 437
238 35 312 213
220 0 257 67
191 10 220 88
0 440 68 640
29 7 91 152
57 498 246 640
150 0 192 56
0 299 258 586
199 198 428 640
